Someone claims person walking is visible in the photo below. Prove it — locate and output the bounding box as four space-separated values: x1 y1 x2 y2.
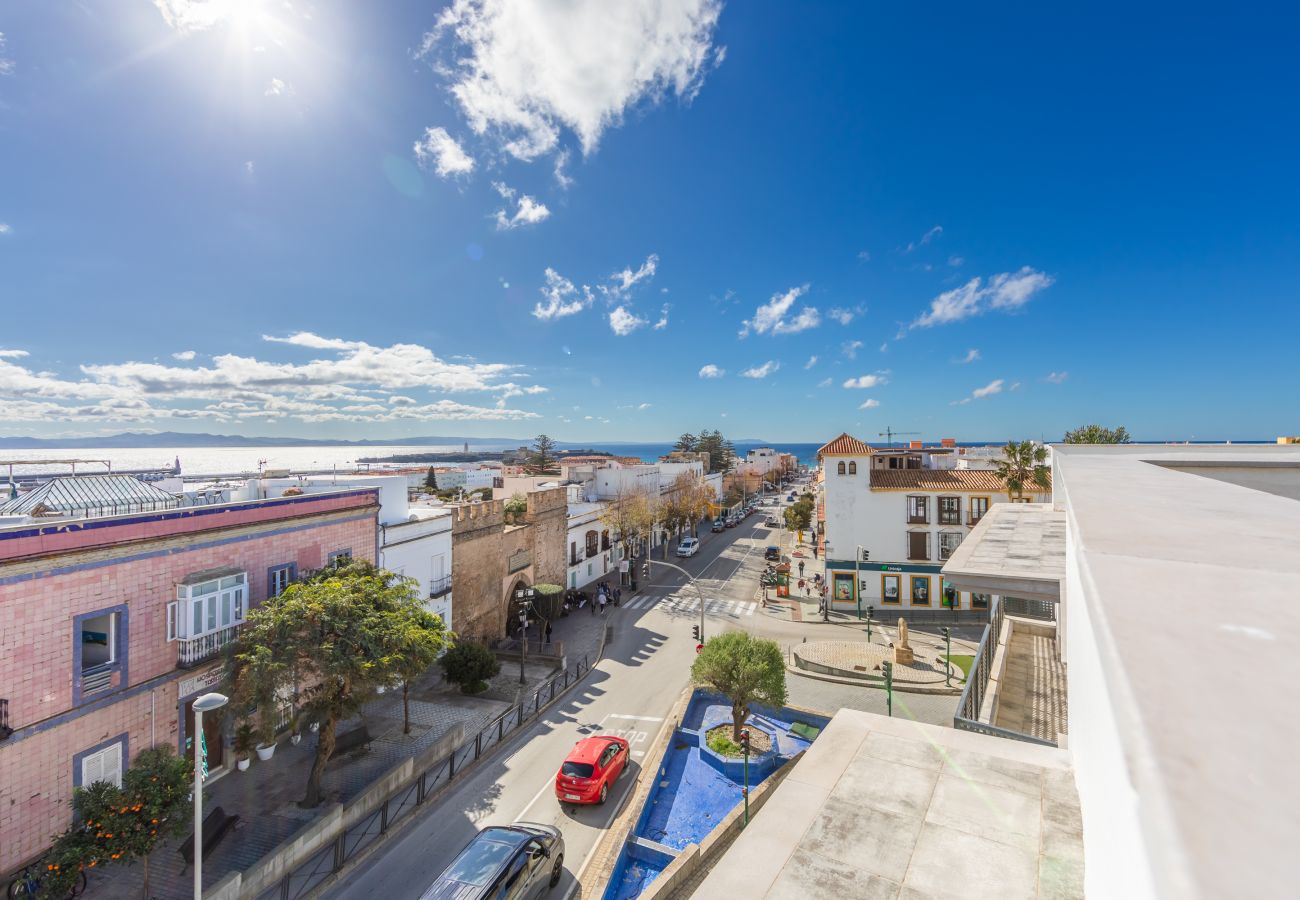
544 620 553 645
590 592 597 615
798 560 805 578
812 543 819 559
598 592 608 616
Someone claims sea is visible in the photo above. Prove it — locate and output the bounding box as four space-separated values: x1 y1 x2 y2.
0 442 830 479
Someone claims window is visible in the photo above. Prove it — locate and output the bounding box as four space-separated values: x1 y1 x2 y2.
938 496 961 525
585 530 600 558
80 612 117 670
881 574 900 604
907 531 930 561
847 461 857 475
174 573 247 641
328 549 353 566
837 461 846 475
74 606 127 703
601 530 611 551
939 531 963 560
76 738 126 790
911 575 931 605
969 497 989 525
971 593 991 610
907 496 929 524
268 563 297 598
570 541 579 565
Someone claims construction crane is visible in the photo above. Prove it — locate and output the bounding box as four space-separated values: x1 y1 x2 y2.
877 427 920 448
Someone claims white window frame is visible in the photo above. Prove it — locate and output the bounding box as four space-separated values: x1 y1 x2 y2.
175 573 247 641
166 601 178 642
939 531 963 561
81 742 124 789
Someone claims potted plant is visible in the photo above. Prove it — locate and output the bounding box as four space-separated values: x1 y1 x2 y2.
234 723 255 771
254 716 276 761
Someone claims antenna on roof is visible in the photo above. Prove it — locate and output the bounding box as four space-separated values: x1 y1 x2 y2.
877 427 920 448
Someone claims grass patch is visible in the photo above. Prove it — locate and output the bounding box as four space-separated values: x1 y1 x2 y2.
945 654 975 682
706 729 743 757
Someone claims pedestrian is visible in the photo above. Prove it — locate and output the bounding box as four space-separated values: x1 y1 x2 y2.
599 593 607 616
614 587 622 607
805 580 811 598
812 543 818 559
590 592 596 615
545 620 553 645
798 560 805 577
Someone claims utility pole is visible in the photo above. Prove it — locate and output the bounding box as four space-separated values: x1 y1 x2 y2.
643 558 707 644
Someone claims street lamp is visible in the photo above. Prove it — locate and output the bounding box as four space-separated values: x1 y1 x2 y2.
866 605 874 642
192 692 228 900
822 541 832 622
941 626 952 687
882 662 893 717
514 588 536 685
641 557 707 644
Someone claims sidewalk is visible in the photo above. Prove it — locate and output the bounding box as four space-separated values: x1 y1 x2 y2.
96 607 608 899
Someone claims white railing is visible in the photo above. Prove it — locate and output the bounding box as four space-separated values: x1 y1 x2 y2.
178 625 241 667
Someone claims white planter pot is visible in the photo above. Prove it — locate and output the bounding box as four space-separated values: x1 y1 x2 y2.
290 733 302 746
237 757 251 771
255 743 276 761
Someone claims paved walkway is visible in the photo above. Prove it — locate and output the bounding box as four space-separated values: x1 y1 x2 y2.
994 627 1069 743
94 606 608 899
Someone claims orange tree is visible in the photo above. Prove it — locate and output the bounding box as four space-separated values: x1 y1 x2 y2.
40 745 191 899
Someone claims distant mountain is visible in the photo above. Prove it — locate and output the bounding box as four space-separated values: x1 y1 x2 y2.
0 431 532 450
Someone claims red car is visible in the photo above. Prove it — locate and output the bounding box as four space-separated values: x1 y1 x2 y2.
555 735 630 805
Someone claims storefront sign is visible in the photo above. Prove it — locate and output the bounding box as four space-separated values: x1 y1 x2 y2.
178 666 223 699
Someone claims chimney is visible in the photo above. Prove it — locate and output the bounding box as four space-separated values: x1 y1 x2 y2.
941 438 956 448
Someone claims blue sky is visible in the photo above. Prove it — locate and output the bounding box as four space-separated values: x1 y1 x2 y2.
1 1 1297 443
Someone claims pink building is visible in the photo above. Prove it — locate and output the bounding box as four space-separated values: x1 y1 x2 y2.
0 488 380 875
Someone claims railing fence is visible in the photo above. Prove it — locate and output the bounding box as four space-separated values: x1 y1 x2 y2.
953 598 1057 747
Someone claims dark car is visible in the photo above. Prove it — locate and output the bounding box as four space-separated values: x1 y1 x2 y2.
764 546 781 561
420 822 564 900
711 519 725 532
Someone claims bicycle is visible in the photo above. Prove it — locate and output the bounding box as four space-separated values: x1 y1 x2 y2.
7 860 88 899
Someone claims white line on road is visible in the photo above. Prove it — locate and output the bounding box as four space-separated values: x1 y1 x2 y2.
604 714 664 721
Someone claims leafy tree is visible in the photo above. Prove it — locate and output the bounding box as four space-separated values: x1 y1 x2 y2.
691 632 787 741
695 429 736 473
674 433 698 453
994 440 1051 499
230 560 450 807
424 466 438 490
784 497 814 541
527 434 559 475
503 492 528 525
1063 424 1131 444
41 746 192 899
392 613 453 734
438 642 501 695
599 486 654 571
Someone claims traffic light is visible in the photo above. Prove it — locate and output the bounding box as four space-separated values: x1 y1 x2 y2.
941 626 950 639
739 730 750 753
691 624 700 641
641 561 650 578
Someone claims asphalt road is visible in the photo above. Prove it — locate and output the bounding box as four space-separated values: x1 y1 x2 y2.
323 506 782 900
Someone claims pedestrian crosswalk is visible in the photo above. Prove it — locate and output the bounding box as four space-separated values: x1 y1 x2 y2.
621 594 758 617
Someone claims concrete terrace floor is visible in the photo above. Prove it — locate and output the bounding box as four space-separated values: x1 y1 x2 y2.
994 628 1068 744
693 708 1084 899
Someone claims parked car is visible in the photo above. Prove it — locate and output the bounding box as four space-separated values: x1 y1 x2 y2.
765 517 779 527
555 735 631 805
421 822 564 899
764 546 781 561
675 537 700 557
711 519 725 532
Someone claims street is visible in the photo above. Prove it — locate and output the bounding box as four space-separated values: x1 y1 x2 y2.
322 490 959 898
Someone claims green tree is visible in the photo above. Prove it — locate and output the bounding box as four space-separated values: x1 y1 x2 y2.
424 466 438 490
994 440 1051 499
1063 424 1131 444
695 429 736 473
691 632 788 742
527 434 559 475
438 642 501 695
393 613 453 734
230 560 450 807
674 433 698 453
784 497 814 541
41 746 192 899
503 492 528 525
599 486 654 571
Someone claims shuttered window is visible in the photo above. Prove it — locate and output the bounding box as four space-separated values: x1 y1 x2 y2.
907 496 929 524
81 742 124 789
907 531 930 561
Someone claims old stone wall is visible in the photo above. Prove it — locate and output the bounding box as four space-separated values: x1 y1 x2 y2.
525 486 568 588
450 501 505 641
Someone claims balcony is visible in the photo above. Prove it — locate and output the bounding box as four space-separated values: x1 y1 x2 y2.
178 625 240 668
429 574 452 598
968 513 985 526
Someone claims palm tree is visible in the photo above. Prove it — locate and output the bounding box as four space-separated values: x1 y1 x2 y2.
994 440 1050 499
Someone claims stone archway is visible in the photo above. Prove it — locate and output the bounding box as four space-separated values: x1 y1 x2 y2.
504 576 532 638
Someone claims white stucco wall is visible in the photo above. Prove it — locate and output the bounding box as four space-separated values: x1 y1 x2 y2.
380 513 453 627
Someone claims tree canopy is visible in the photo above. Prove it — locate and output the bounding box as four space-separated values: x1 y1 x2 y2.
230 560 451 807
527 434 559 474
1063 424 1131 444
673 429 736 473
691 632 788 741
994 440 1051 498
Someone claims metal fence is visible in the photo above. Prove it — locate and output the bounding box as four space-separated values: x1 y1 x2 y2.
953 599 1057 747
1000 596 1056 621
256 654 591 900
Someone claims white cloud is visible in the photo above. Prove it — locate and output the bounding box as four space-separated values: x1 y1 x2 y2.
553 149 574 188
739 284 819 336
0 32 14 75
413 126 476 178
0 223 10 235
153 0 283 34
1046 371 1068 384
903 225 942 253
857 250 871 262
953 378 1005 405
816 377 833 388
264 77 294 97
698 364 724 379
0 349 29 358
653 304 671 330
422 0 724 161
491 181 516 199
609 306 648 336
494 194 550 229
956 348 980 364
827 306 860 326
1010 382 1022 391
740 361 780 379
912 267 1054 328
172 350 197 361
948 255 965 267
533 268 593 319
841 340 864 359
843 372 888 389
804 355 818 369
243 161 255 175
602 254 659 302
879 342 888 353
859 398 880 409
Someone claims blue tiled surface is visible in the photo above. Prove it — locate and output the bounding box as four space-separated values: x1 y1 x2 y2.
604 692 830 900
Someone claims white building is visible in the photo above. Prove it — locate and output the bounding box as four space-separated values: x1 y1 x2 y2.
564 501 621 591
254 474 454 626
818 433 1049 615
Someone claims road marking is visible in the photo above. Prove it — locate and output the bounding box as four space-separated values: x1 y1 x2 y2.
633 595 757 617
604 714 664 721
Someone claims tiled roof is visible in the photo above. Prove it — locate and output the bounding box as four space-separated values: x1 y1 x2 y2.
868 469 1051 493
818 433 872 457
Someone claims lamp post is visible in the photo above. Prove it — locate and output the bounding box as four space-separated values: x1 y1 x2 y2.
854 545 864 620
192 692 228 900
822 541 832 622
941 626 952 687
740 729 751 827
514 587 535 685
641 557 707 643
866 605 874 643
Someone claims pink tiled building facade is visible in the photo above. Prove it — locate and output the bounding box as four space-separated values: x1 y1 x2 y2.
0 489 380 875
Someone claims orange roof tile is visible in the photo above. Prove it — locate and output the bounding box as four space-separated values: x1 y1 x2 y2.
868 469 1051 493
817 432 872 457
